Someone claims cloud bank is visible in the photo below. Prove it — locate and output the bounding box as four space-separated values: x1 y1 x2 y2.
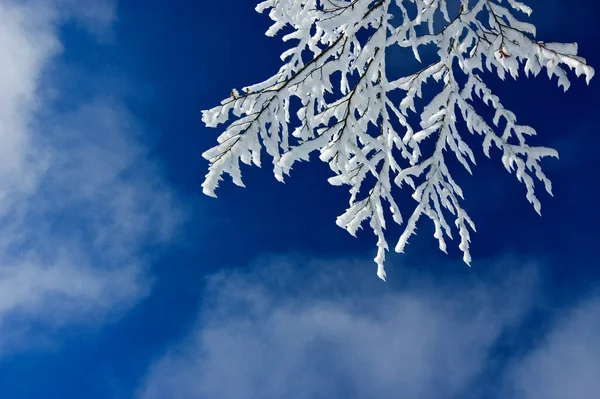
0 0 180 353
140 256 600 399
139 256 541 399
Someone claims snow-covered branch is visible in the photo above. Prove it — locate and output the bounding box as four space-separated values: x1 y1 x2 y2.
202 0 594 280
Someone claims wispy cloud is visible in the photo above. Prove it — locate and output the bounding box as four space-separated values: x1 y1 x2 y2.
139 256 541 399
505 294 600 399
0 0 181 353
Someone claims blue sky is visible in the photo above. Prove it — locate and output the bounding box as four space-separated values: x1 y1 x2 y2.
0 0 598 398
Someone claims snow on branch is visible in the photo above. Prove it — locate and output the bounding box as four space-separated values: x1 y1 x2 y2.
202 0 594 280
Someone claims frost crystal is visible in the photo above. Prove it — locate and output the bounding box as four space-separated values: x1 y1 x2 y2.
202 0 594 280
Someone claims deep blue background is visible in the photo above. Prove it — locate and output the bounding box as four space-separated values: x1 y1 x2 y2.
0 0 598 397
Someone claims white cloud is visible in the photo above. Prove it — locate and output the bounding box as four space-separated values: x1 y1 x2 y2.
0 0 181 353
506 294 600 399
139 256 539 399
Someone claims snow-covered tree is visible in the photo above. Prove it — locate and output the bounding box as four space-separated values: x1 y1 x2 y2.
202 0 594 280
